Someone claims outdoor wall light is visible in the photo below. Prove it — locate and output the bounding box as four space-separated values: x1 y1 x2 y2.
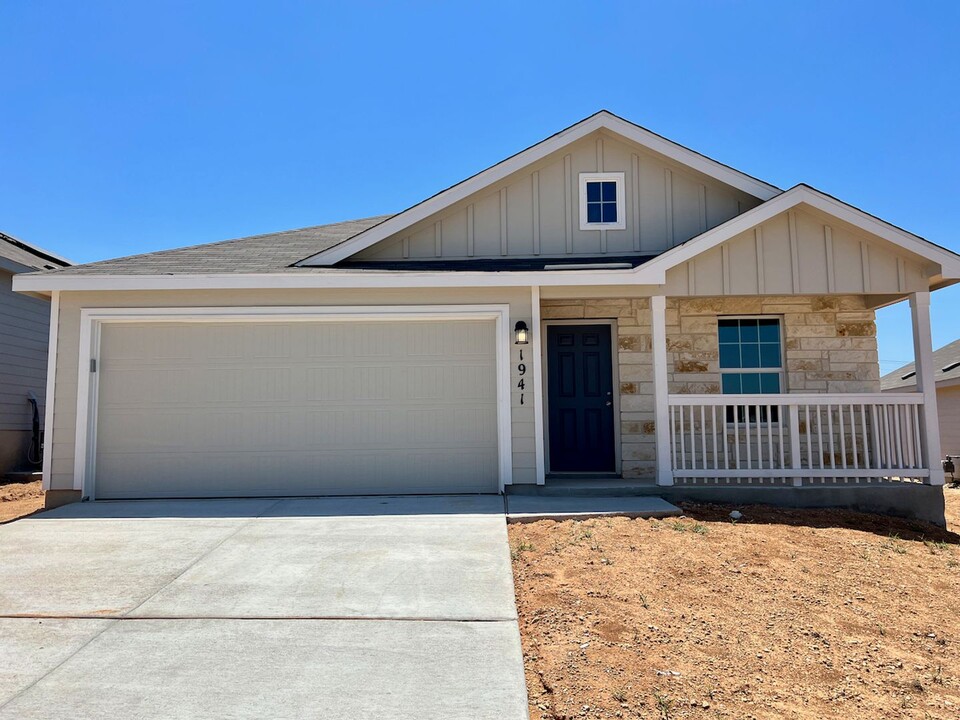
514 320 530 345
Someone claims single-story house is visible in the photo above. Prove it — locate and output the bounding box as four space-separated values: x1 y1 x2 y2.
14 111 960 524
0 232 71 478
882 339 960 460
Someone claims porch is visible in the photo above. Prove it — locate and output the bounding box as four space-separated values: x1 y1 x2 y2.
533 290 944 494
651 292 944 489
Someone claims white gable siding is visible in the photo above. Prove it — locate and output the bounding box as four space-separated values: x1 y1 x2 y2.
355 131 761 262
664 207 930 296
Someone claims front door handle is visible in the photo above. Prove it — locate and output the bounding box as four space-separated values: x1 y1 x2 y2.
605 400 612 407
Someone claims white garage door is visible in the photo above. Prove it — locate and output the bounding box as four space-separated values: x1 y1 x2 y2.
92 318 500 499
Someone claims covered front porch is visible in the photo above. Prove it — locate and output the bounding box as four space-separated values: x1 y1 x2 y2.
652 292 944 489
528 288 945 517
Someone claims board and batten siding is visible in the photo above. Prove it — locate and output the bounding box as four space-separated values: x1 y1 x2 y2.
664 206 930 297
0 269 50 431
937 385 960 457
354 130 762 261
48 287 535 493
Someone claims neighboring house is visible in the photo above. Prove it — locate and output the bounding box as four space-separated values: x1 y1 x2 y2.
0 232 71 478
14 111 960 525
882 339 960 458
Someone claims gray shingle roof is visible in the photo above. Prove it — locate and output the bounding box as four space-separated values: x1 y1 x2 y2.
0 232 72 271
881 338 960 390
33 216 392 276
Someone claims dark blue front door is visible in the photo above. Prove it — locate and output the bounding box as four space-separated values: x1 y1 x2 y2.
547 324 616 473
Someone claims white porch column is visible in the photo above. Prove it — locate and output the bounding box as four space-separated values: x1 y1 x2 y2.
910 291 944 485
651 295 673 486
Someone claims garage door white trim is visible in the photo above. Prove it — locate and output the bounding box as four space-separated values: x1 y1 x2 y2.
74 305 513 499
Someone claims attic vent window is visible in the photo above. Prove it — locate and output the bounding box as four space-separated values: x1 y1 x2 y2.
901 370 916 381
942 361 960 373
579 173 625 230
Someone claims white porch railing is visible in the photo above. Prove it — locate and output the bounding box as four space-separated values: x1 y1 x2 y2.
668 393 930 485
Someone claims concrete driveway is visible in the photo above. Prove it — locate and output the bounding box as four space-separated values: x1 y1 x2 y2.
0 495 528 719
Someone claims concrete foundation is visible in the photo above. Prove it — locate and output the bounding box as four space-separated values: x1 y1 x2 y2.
43 490 82 509
509 481 947 527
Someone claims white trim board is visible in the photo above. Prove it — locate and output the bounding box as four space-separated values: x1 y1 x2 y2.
40 291 60 491
72 305 513 499
297 110 781 266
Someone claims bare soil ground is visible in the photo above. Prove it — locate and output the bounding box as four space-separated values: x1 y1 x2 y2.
511 487 960 719
0 479 44 523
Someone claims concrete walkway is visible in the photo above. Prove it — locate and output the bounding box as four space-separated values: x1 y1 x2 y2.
0 496 527 719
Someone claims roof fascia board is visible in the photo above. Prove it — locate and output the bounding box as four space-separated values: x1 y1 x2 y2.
299 111 781 266
633 185 960 284
12 268 662 293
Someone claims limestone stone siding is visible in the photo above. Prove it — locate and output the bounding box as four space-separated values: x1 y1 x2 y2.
541 298 655 480
668 295 879 395
540 295 880 480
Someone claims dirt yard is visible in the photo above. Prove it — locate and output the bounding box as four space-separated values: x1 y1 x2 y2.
511 487 960 719
0 479 44 523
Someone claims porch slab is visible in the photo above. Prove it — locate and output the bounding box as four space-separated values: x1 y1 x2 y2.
505 495 681 522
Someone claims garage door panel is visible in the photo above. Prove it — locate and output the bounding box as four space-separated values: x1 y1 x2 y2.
93 318 500 498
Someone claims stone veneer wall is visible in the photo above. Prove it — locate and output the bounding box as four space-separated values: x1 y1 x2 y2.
668 295 879 395
541 295 879 480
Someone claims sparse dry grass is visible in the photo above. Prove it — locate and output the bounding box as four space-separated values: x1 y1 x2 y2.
512 487 960 719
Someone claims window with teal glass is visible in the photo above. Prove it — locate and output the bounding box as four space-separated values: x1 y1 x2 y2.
718 317 783 422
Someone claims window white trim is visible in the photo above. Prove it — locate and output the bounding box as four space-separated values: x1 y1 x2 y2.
717 315 786 395
579 172 626 231
73 305 513 499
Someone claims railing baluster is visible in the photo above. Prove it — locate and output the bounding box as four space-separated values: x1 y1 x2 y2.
700 405 707 471
838 404 847 470
827 404 836 478
815 405 824 470
745 405 752 470
670 405 677 470
860 404 869 470
893 404 903 470
679 404 687 470
912 403 922 468
778 404 785 471
883 404 893 470
804 405 812 470
764 404 772 470
689 405 697 469
871 404 881 470
849 405 859 470
711 406 718 473
733 405 740 471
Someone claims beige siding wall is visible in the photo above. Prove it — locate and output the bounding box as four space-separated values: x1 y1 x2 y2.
936 385 960 456
356 130 761 262
665 207 931 296
49 287 535 492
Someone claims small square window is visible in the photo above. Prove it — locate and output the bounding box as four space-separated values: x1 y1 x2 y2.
579 173 625 230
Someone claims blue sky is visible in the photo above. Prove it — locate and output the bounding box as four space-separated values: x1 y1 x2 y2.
1 1 957 374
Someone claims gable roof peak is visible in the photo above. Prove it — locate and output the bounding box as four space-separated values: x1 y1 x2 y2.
297 111 782 267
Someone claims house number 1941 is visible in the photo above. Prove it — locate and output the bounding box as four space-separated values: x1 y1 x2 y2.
517 349 526 405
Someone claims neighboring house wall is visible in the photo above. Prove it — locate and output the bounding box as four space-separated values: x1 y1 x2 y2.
541 294 879 480
938 385 960 456
0 269 50 474
355 130 762 261
664 207 930 296
47 287 534 493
